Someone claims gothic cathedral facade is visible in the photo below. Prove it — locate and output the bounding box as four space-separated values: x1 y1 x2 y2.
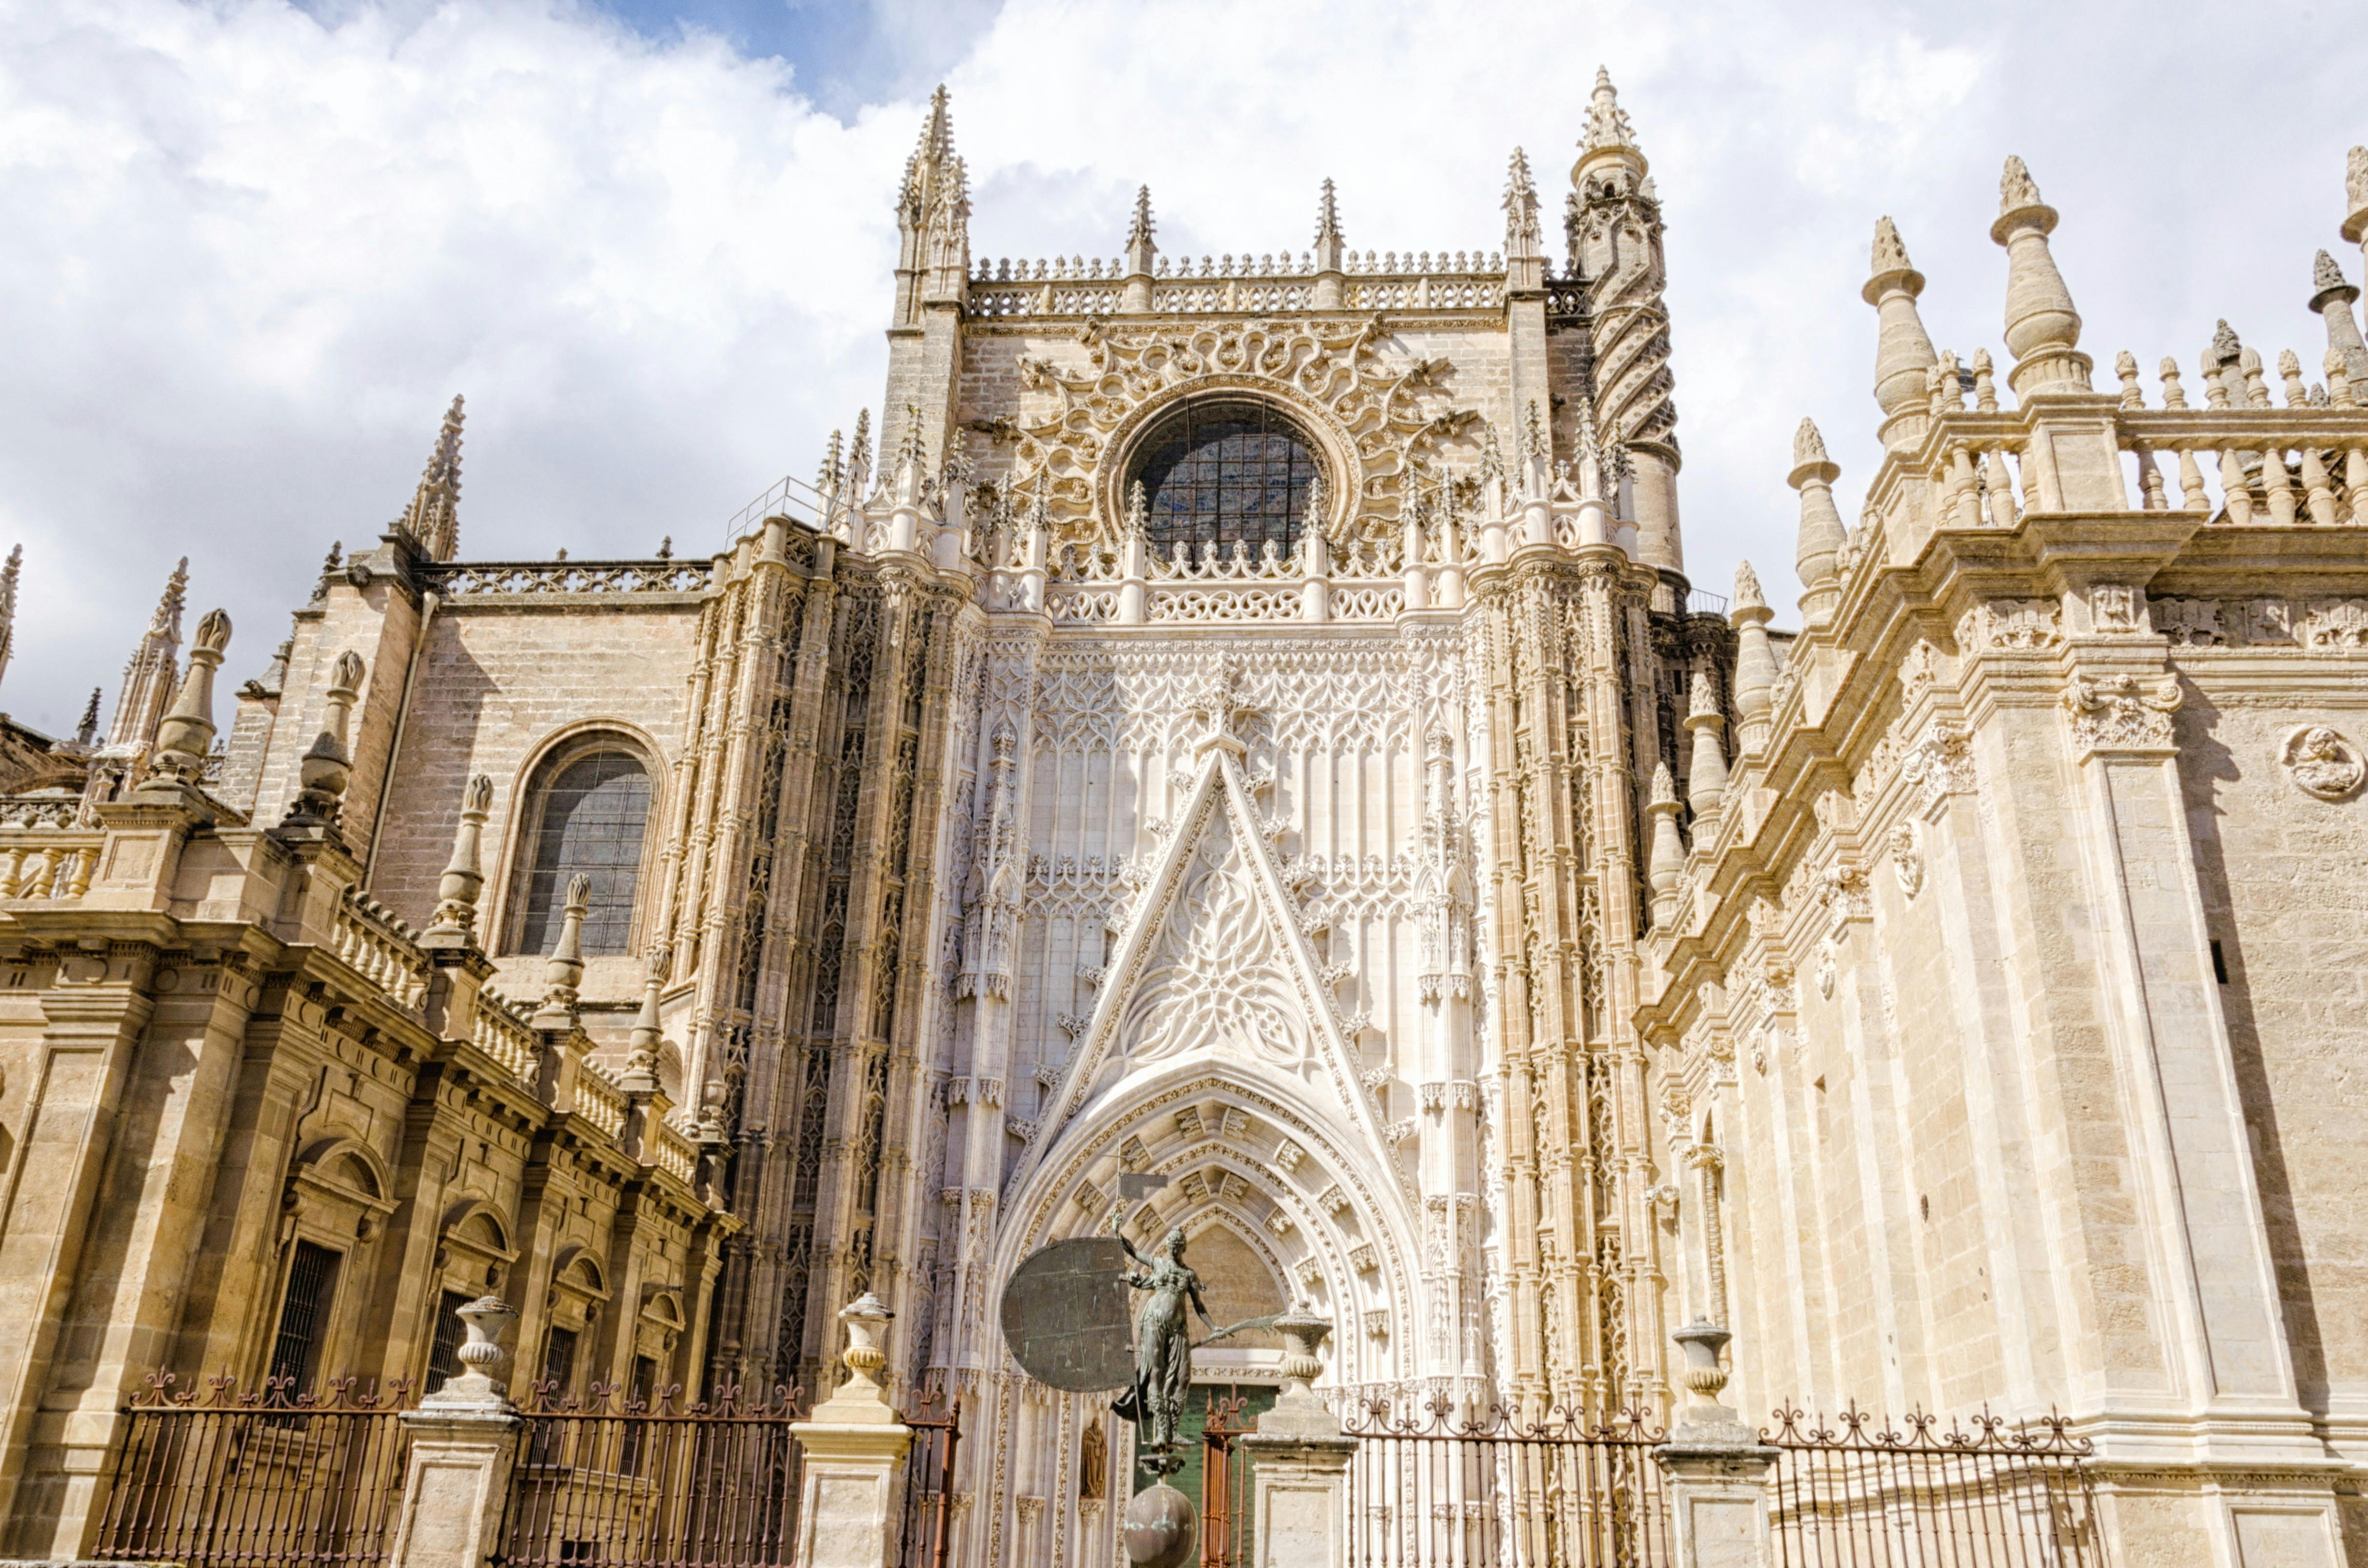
3 73 2368 1568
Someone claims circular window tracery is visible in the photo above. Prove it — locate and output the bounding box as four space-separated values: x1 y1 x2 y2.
1129 399 1321 556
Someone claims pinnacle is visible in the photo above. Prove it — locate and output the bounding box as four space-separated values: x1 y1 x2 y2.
2213 318 2243 362
2315 249 2350 294
2348 146 2368 212
1503 148 1537 210
1314 179 1343 243
148 557 190 637
1127 184 1155 251
1649 760 1677 804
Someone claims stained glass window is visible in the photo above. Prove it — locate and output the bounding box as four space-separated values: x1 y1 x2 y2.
1132 400 1319 555
515 748 651 957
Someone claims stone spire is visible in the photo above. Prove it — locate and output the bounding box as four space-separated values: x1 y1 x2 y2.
136 607 229 797
1865 218 1939 453
108 557 189 750
1646 760 1686 906
1502 149 1543 291
0 545 19 692
1684 671 1728 820
1569 67 1681 573
1314 176 1347 255
73 688 101 749
1790 419 1847 628
2308 250 2368 384
396 395 465 561
1729 562 1779 753
1990 157 2089 395
894 85 968 316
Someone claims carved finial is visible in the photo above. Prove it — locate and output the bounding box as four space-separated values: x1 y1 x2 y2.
2116 350 2143 408
900 83 956 220
396 395 466 561
1303 469 1331 539
138 607 232 796
818 428 845 495
425 774 496 945
621 945 669 1091
1123 480 1148 541
2212 319 2243 365
1580 66 1637 153
1125 185 1157 280
848 408 874 500
1650 759 1677 805
2348 146 2368 218
1999 155 2043 214
1733 560 1765 613
2317 249 2348 295
1872 216 1913 277
1791 417 1831 471
539 874 591 1024
282 649 365 829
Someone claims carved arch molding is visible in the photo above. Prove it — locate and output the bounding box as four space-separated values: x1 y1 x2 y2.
1007 318 1481 544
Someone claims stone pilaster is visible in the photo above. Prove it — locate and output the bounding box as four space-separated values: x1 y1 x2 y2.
1238 1310 1352 1568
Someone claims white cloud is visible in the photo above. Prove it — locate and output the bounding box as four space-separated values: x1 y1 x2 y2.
0 0 2361 734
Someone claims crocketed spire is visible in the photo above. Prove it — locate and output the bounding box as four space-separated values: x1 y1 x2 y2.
0 544 19 692
1580 66 1638 154
108 557 189 750
396 395 465 561
1503 149 1542 275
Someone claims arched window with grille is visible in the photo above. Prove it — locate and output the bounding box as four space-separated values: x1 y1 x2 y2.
510 741 653 956
1129 398 1322 556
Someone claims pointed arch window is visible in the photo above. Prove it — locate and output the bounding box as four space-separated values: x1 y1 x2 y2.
511 741 652 956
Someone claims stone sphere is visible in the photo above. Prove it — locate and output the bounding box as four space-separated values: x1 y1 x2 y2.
1122 1482 1197 1568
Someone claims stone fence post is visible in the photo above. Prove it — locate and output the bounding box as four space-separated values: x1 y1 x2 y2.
789 1292 913 1568
388 1296 522 1568
1238 1307 1354 1568
1656 1321 1779 1568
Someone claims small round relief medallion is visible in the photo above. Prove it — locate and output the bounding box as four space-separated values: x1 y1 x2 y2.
2281 725 2366 802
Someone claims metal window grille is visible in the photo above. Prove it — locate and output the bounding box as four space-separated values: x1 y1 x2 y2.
267 1243 341 1394
517 750 651 956
1133 400 1318 556
424 1290 470 1394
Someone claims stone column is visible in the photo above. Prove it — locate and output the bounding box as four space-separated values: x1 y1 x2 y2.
1656 1322 1778 1568
1238 1309 1354 1568
789 1293 913 1568
389 1297 522 1568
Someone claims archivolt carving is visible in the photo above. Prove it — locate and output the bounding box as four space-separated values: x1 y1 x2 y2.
1010 317 1474 543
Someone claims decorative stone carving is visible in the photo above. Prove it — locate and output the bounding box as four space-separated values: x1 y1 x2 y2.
2063 672 2181 753
1957 598 2061 653
2282 725 2366 801
1891 822 1923 897
1899 721 1975 813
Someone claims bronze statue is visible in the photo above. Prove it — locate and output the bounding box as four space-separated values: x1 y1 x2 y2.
1107 1215 1214 1455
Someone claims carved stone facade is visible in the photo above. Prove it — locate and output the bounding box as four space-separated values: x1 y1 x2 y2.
1 77 2366 1568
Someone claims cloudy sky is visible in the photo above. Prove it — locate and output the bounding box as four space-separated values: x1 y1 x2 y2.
0 0 2361 735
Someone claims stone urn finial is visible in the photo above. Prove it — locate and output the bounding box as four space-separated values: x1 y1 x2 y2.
424 1295 518 1407
839 1290 893 1393
1672 1319 1735 1420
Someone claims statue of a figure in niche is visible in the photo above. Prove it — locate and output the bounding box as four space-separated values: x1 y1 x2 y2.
1107 1215 1215 1454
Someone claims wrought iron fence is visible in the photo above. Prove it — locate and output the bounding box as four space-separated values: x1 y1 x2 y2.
1767 1405 2101 1568
1339 1396 1674 1567
893 1392 961 1568
494 1380 809 1568
1197 1389 1253 1568
93 1373 416 1568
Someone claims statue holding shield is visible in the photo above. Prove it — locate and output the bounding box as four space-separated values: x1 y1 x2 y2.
1106 1215 1216 1453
